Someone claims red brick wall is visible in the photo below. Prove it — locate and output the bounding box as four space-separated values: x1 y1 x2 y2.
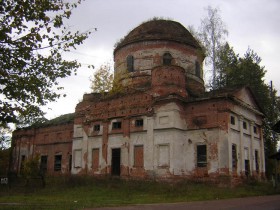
12 123 73 175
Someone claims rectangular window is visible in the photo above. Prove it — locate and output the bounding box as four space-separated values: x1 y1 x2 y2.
255 150 259 173
244 147 250 177
253 126 257 134
92 148 99 171
20 155 26 173
69 155 72 172
112 121 122 129
243 121 247 130
197 145 207 167
158 145 169 167
74 150 82 168
232 144 237 170
134 145 144 168
230 116 235 125
94 124 100 131
40 155 48 174
135 119 143 127
54 155 62 171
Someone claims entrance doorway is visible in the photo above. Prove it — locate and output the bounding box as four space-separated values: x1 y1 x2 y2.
111 148 121 176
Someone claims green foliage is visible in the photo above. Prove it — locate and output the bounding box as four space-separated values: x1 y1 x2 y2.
215 43 280 178
90 63 113 95
90 63 128 97
22 154 40 179
0 0 92 127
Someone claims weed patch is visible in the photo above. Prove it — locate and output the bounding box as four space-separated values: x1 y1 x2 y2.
0 176 279 209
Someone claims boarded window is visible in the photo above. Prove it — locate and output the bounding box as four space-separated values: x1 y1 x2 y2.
127 55 134 72
54 155 62 171
92 148 99 171
134 145 144 168
112 121 122 129
232 144 237 170
197 145 207 167
158 145 169 167
74 150 82 168
163 52 172 65
159 116 169 125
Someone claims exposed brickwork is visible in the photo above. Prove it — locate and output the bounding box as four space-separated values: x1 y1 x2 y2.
12 20 265 184
12 123 73 175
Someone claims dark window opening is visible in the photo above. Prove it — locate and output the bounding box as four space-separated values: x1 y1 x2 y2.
69 155 72 172
163 52 172 65
127 55 134 72
112 121 122 129
253 126 257 134
243 121 247 130
135 119 143 127
255 150 259 173
232 144 237 170
245 160 250 177
40 155 48 174
197 145 207 167
195 61 201 77
111 148 121 176
230 116 235 125
20 155 26 174
54 155 62 171
94 124 100 131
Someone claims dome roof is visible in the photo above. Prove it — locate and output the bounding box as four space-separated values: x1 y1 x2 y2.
114 19 202 51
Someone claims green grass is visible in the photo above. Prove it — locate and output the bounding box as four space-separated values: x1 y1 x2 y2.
0 176 280 210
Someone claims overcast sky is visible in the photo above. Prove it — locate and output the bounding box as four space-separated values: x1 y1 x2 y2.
43 0 280 119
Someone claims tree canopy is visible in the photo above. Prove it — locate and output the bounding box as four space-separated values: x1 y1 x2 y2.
215 42 280 177
90 63 113 95
0 0 92 127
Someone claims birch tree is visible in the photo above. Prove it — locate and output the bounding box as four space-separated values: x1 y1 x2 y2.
198 6 228 89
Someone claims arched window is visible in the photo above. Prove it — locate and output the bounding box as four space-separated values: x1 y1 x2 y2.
127 55 134 72
163 52 172 65
195 61 201 77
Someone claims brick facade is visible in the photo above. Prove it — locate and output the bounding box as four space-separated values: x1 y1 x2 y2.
12 19 265 181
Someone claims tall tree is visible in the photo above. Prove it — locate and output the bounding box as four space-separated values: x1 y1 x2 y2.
0 0 92 127
198 6 228 89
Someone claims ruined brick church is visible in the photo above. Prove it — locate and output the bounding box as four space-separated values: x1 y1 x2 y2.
12 19 265 180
